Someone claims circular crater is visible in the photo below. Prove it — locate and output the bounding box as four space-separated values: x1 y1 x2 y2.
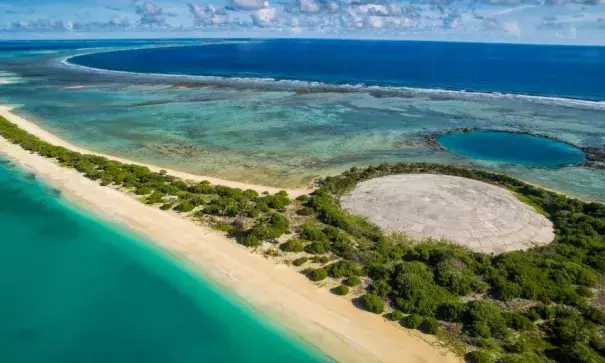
437 130 585 168
341 174 554 254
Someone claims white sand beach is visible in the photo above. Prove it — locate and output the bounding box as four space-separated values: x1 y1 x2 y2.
0 106 461 363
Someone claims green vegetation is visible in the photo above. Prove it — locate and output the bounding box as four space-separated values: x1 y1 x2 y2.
333 285 350 296
360 293 385 314
419 317 440 335
388 310 404 322
404 314 424 329
2 116 604 363
280 238 305 252
292 257 309 267
344 276 361 287
307 268 328 282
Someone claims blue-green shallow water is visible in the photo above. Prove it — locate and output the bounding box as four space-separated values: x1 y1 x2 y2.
0 160 329 363
1 39 605 202
438 131 586 168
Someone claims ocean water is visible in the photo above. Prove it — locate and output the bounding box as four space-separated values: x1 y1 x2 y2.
0 39 604 201
438 131 586 168
70 40 605 101
0 160 328 363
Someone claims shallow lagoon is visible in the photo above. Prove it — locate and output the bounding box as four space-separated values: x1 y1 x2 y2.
1 40 605 201
438 131 586 168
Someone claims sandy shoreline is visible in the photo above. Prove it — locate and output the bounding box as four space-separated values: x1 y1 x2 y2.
0 107 461 363
0 105 310 197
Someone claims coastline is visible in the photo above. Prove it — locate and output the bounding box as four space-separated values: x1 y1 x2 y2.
0 109 461 363
0 106 310 197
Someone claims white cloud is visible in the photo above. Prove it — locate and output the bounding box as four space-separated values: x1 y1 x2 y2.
299 0 321 13
230 0 269 11
251 7 278 26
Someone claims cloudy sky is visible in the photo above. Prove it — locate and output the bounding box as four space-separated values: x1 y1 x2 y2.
0 0 604 44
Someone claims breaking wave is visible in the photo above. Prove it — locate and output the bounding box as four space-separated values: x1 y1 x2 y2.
62 48 605 111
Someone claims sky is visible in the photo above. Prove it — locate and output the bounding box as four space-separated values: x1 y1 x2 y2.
0 0 604 44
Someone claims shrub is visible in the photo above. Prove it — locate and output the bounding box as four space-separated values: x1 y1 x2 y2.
263 193 291 210
419 317 439 335
360 294 384 314
292 257 309 267
464 301 509 338
296 194 309 202
438 302 468 322
307 268 328 282
160 203 173 210
300 224 329 242
583 306 605 325
344 276 361 287
576 286 593 298
298 207 315 216
240 234 262 248
389 310 404 322
554 342 603 363
325 260 361 278
370 279 392 298
135 186 153 195
465 350 493 363
146 192 164 204
305 241 330 254
392 272 455 317
333 285 350 296
280 238 305 253
404 314 424 329
174 200 194 213
503 312 534 331
202 204 223 215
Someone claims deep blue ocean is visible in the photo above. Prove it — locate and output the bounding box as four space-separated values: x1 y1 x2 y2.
69 39 605 101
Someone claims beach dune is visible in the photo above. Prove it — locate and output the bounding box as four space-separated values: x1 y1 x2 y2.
0 105 461 363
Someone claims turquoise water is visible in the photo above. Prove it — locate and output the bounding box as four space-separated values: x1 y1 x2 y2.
0 160 328 363
438 131 586 168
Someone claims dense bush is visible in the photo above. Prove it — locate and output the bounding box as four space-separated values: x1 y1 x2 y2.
344 276 361 287
300 224 329 242
419 317 440 335
280 238 305 252
325 260 361 278
360 294 384 314
333 285 350 296
465 350 493 363
307 268 328 282
464 301 509 338
404 314 424 329
292 257 309 266
388 310 404 322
